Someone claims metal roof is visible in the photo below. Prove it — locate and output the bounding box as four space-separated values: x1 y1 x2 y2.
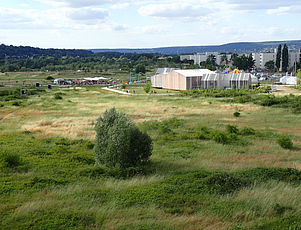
174 69 214 77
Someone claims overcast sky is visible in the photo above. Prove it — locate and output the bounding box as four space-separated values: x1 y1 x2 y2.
0 0 300 49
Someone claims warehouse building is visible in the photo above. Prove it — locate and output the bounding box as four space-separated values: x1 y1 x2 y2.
151 69 252 90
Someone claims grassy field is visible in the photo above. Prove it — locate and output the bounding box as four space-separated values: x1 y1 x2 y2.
1 73 301 229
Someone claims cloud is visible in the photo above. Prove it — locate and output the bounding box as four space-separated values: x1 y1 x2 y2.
138 3 212 19
67 7 108 22
222 0 301 10
113 24 128 31
35 0 112 8
110 3 130 9
267 6 291 15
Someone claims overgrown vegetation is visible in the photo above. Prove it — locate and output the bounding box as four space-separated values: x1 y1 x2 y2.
1 84 301 229
181 89 301 113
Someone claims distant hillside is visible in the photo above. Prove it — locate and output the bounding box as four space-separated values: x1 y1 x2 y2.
0 44 93 58
91 40 301 55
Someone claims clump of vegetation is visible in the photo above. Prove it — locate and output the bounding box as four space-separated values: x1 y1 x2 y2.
144 81 151 93
121 83 126 89
54 93 63 100
240 127 256 136
277 135 293 149
211 131 230 145
94 108 152 169
233 111 240 117
46 76 54 80
226 125 239 134
0 151 22 168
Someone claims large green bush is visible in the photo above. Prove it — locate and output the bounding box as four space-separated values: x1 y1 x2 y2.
277 135 293 150
94 108 152 168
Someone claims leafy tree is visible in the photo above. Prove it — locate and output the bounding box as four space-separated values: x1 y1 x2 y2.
265 60 275 72
135 64 146 74
144 81 151 93
232 54 254 71
206 54 217 66
297 69 301 84
94 108 152 168
282 44 289 72
276 44 282 71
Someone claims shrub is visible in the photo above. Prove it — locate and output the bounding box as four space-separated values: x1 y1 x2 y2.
54 93 63 100
46 76 54 80
240 127 256 136
144 81 151 93
211 131 230 144
0 151 22 168
226 125 239 134
94 108 152 168
121 83 126 89
233 111 241 117
277 135 293 149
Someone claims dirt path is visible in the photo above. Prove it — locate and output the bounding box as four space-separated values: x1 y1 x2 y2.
273 85 301 96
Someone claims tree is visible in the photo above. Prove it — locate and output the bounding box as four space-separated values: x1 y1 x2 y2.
232 54 254 71
94 108 152 168
264 60 275 72
282 44 289 72
297 69 301 84
276 44 282 71
144 81 151 93
135 64 146 74
206 54 217 66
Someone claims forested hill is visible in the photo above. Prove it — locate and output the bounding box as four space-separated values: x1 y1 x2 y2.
91 40 301 55
0 44 93 58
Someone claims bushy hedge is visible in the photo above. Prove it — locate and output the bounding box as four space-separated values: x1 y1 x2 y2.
94 108 152 169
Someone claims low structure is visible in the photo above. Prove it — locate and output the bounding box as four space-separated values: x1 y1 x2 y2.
151 68 252 90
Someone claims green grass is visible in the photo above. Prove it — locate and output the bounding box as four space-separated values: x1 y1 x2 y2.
1 77 301 229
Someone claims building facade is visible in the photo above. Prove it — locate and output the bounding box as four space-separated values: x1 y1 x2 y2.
151 69 252 91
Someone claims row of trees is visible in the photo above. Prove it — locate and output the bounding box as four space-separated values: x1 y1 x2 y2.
199 53 255 71
0 53 182 73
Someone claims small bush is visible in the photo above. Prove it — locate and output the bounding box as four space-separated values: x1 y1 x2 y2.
46 76 54 80
226 125 239 134
211 131 230 144
277 135 293 149
240 127 256 136
0 152 22 168
144 81 151 93
233 111 241 117
54 93 63 100
94 108 152 169
11 101 22 106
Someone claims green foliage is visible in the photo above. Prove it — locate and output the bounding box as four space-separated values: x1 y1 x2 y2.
144 81 151 93
232 54 254 71
0 151 22 168
276 44 282 71
94 108 152 169
265 60 275 72
233 111 241 117
282 44 289 72
277 135 293 149
211 131 230 145
121 83 126 89
240 127 256 136
135 64 146 74
226 125 239 134
54 93 63 100
46 76 54 80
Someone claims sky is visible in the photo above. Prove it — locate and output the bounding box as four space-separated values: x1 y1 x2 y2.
0 0 300 49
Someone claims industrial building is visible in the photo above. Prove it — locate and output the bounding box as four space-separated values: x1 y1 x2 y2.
151 69 252 90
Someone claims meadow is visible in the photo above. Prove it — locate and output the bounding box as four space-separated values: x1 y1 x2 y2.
1 72 301 229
